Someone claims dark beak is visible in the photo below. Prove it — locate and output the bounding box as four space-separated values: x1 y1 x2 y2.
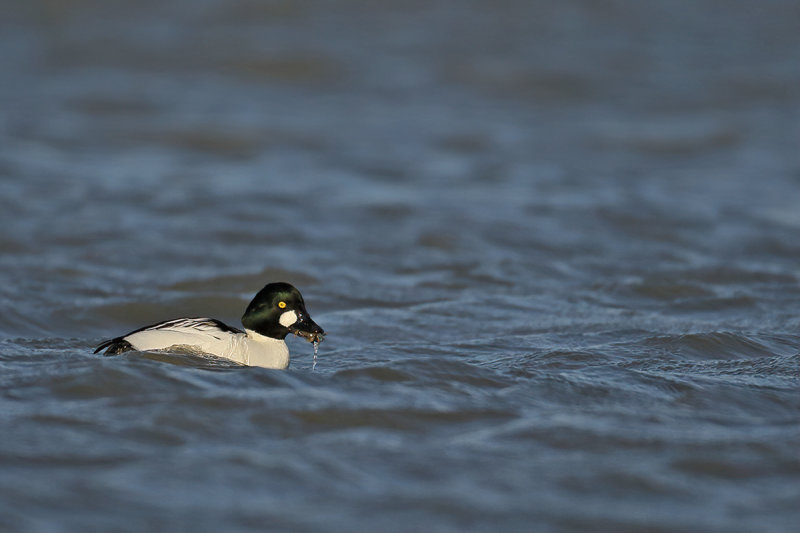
287 311 325 343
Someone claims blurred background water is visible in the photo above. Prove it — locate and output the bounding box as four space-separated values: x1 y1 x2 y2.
1 1 799 532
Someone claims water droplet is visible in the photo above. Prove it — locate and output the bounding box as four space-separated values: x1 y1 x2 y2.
312 340 319 371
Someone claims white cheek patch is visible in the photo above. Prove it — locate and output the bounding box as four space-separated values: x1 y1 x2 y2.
279 310 298 328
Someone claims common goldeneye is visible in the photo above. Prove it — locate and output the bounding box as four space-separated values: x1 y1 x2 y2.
94 282 324 369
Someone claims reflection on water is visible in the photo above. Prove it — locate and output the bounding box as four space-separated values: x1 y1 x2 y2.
1 1 800 532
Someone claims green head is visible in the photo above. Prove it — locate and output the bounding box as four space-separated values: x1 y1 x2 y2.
241 282 324 342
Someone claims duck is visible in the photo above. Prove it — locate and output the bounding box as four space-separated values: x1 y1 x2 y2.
93 282 324 369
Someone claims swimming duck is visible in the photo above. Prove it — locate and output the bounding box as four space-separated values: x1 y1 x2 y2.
94 282 324 369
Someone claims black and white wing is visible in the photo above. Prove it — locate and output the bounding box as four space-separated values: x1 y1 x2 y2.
94 317 243 354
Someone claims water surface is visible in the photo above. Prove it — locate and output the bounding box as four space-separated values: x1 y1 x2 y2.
1 1 799 532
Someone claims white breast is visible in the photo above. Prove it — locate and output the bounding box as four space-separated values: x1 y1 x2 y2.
240 330 290 369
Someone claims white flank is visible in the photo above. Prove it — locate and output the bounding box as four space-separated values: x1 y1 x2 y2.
120 318 290 369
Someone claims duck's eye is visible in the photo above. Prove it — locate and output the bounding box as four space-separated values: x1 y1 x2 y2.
278 301 287 309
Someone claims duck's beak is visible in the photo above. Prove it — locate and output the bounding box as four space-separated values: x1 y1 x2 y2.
288 311 325 343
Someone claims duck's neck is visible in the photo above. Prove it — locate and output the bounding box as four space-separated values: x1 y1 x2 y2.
245 329 284 344
243 329 290 369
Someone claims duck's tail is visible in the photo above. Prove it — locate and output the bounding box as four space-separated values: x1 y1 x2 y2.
93 338 134 355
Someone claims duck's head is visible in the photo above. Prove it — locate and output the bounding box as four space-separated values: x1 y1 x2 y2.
242 282 325 343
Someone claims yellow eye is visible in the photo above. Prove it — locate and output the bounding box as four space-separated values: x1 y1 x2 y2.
278 301 287 309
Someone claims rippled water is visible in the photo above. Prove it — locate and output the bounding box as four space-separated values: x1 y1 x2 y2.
2 1 800 532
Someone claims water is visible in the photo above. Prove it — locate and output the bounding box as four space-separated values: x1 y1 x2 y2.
1 1 799 532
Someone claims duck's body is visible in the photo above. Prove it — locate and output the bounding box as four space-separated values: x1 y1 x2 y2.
94 317 292 368
94 283 324 369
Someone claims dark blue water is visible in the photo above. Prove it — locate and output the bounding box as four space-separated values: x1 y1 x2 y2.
1 1 799 532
